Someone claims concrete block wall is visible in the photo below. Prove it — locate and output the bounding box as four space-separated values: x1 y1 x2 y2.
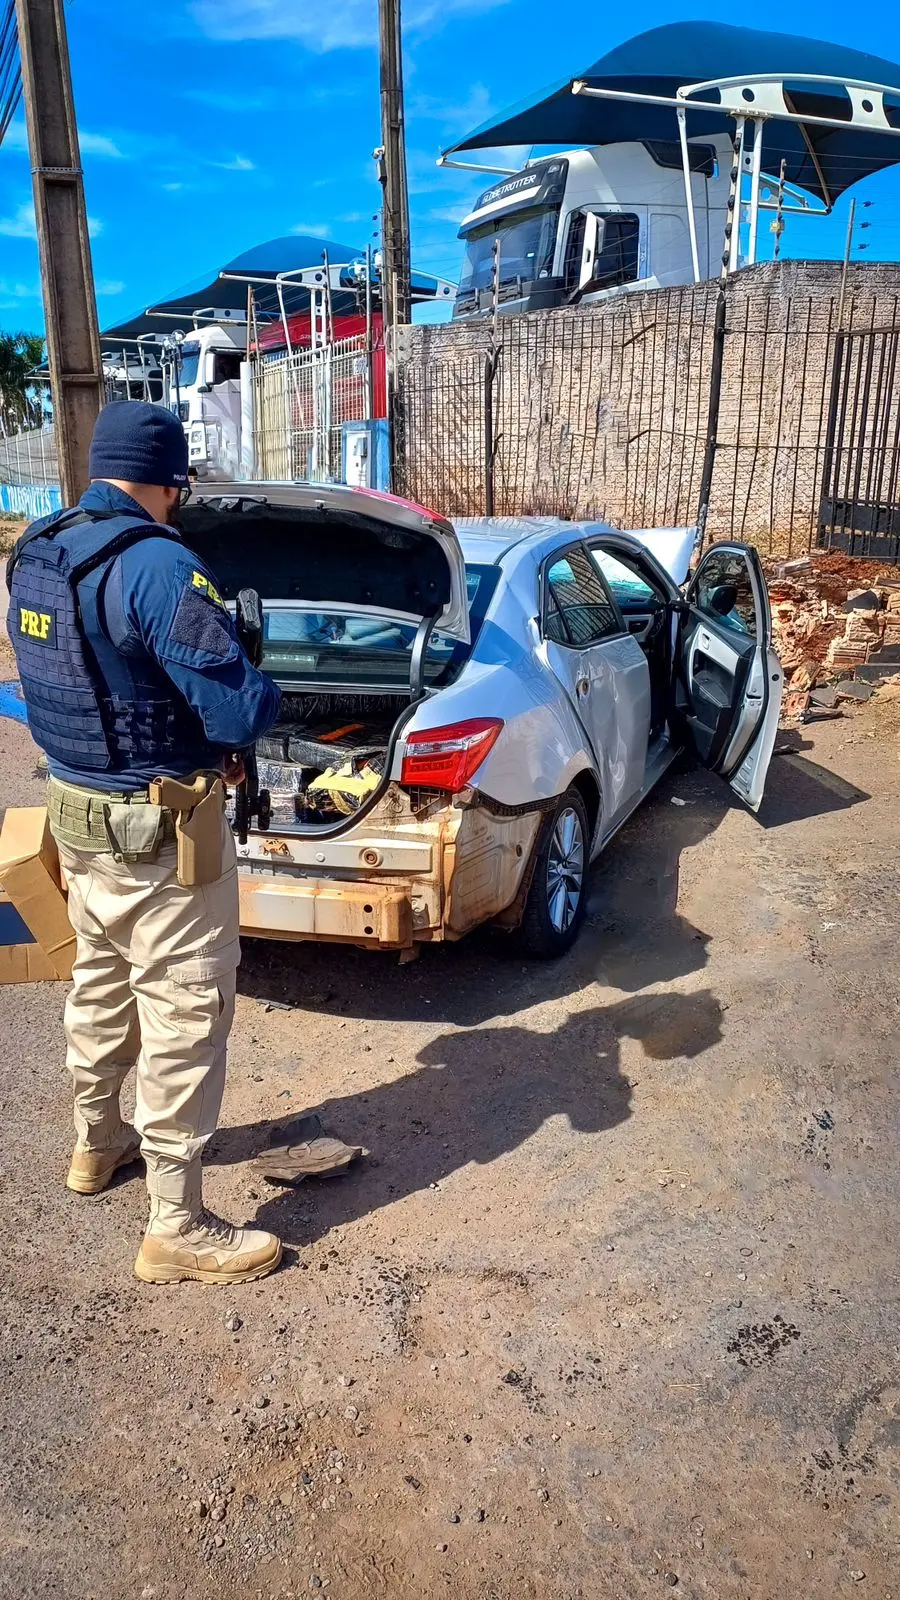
394 260 900 551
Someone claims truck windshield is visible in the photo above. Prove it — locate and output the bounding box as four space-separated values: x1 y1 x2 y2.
459 205 559 295
178 345 202 388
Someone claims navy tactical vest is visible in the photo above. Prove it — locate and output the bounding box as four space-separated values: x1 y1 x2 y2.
7 508 205 775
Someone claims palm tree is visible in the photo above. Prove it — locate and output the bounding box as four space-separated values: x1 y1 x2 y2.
0 331 46 434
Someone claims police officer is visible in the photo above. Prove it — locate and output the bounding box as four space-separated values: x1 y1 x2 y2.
8 401 283 1285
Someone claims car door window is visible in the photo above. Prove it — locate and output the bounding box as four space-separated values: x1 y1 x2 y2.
692 549 757 638
589 548 659 607
544 547 620 646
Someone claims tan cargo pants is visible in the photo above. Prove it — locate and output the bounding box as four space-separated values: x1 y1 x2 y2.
55 814 240 1169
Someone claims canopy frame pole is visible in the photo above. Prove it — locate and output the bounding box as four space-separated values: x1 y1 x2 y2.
788 102 833 211
730 117 746 273
572 74 900 138
437 154 520 176
677 104 701 284
275 274 293 360
747 120 763 265
696 116 745 550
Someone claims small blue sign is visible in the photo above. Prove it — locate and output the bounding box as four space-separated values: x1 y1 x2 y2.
0 682 29 725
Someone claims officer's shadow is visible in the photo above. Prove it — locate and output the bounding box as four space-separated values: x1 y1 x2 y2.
206 989 724 1249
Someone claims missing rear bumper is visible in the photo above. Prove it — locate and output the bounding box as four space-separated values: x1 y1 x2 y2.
239 876 414 950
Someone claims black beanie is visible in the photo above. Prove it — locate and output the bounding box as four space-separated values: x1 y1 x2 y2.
88 401 189 487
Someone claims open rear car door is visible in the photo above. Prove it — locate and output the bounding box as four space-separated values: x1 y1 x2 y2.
676 542 783 812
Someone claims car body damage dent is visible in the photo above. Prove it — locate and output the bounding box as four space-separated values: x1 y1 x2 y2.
443 804 542 939
236 783 540 949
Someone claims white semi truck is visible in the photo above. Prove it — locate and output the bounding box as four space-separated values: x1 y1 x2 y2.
161 317 248 481
452 135 735 320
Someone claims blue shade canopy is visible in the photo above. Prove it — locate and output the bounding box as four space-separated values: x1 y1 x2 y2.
443 22 900 205
100 236 454 344
101 234 363 342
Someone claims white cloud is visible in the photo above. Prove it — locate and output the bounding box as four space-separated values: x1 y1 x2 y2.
290 222 332 238
410 81 494 131
0 203 38 238
79 131 125 159
0 201 102 238
213 154 256 172
162 182 185 192
1 121 124 158
428 204 475 223
1 122 28 152
95 279 125 296
0 278 41 300
190 0 508 52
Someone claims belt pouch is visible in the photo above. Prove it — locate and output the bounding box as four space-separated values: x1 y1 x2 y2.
102 802 165 863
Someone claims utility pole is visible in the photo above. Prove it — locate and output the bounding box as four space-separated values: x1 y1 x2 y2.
14 0 103 502
377 0 411 338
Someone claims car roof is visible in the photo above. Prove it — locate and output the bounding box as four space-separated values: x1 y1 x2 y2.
455 515 618 566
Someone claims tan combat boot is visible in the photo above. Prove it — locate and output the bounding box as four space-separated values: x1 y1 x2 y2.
135 1157 282 1286
66 1123 142 1195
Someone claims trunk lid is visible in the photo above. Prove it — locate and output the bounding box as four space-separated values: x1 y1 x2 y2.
179 481 471 643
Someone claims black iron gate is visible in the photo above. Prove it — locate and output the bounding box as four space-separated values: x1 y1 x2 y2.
819 325 900 561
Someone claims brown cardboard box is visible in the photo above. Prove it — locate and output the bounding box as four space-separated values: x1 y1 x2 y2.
0 890 61 984
0 808 75 980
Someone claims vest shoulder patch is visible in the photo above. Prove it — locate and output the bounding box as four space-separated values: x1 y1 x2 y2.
169 584 236 659
17 606 56 646
190 569 227 610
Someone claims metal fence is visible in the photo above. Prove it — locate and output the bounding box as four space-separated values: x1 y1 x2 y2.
818 324 900 561
253 335 371 482
0 423 58 487
393 271 900 560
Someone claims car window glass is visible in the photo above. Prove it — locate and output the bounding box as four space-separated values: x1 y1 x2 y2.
259 564 499 688
590 548 658 606
544 589 568 646
693 549 757 639
545 548 619 646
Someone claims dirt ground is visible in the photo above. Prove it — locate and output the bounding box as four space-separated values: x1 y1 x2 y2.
0 697 898 1600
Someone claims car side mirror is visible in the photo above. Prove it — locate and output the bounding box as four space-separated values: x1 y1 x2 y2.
236 587 263 667
708 583 738 617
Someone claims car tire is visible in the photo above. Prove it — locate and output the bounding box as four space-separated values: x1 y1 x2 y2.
516 787 590 959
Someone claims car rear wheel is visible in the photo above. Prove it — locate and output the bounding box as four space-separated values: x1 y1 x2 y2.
516 787 589 959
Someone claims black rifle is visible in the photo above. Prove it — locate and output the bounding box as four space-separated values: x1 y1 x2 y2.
233 587 271 844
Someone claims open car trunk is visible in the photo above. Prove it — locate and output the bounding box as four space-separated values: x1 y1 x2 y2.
178 484 472 835
251 690 410 831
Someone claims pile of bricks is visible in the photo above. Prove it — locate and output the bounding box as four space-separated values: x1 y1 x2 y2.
763 552 900 719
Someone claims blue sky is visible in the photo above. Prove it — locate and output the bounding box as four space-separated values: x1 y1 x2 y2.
1 0 899 335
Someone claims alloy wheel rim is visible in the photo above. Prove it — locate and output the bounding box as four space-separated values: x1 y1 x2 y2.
546 807 585 933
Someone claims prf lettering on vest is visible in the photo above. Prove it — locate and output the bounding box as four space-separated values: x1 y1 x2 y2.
191 570 226 610
19 607 55 643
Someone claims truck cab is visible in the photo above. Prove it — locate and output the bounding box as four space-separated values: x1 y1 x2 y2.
453 136 733 320
164 319 247 481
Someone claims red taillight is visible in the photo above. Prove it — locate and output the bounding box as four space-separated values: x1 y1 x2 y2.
401 717 503 793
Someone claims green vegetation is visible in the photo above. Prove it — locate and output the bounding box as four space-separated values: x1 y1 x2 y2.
0 331 46 434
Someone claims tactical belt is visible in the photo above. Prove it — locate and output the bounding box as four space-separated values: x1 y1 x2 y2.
48 776 177 853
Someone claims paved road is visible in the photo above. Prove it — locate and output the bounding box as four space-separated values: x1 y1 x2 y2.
0 700 897 1599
